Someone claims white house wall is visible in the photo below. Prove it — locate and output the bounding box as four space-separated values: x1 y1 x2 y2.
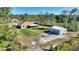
30 24 37 26
60 29 67 35
21 25 27 28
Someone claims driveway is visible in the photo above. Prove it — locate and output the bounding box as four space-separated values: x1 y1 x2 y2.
39 33 69 44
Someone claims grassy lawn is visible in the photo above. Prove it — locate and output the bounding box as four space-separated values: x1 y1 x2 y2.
20 28 46 37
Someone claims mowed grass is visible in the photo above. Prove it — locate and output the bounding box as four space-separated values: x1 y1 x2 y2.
20 28 46 37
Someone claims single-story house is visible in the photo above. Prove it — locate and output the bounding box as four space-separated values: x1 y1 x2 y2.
49 26 67 35
16 21 37 28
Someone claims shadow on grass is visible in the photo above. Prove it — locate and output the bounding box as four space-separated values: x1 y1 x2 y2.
44 30 54 35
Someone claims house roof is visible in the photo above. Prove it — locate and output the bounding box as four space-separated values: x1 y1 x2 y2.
51 26 67 30
18 21 33 26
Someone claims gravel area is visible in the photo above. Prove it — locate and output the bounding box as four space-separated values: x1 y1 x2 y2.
39 33 69 44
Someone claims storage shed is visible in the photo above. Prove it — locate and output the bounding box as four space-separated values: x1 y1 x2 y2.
49 26 67 35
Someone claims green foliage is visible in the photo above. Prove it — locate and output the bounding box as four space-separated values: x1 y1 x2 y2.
0 41 7 48
0 25 22 50
51 38 79 51
0 7 22 51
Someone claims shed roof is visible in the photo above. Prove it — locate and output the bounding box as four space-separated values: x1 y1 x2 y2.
51 26 67 30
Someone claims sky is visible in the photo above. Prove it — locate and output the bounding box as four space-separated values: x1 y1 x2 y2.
11 7 79 15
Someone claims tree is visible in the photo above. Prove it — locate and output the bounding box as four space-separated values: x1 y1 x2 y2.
61 10 69 28
0 7 22 50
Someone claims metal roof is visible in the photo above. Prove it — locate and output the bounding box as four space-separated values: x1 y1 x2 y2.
51 26 67 30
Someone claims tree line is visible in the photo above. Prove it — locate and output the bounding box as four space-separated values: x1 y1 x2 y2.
13 8 79 31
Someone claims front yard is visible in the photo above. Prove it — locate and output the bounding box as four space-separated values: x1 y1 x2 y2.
20 28 47 37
